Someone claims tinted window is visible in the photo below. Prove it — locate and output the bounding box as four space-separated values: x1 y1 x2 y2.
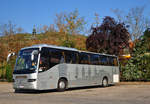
90 54 99 65
99 55 108 65
108 56 114 66
71 52 78 64
39 47 63 72
64 51 78 64
107 56 119 66
39 48 50 71
113 57 118 66
50 49 62 64
79 52 90 64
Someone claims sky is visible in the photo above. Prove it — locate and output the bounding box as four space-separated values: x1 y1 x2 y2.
0 0 150 34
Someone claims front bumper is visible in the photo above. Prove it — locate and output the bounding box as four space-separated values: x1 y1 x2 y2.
13 80 37 90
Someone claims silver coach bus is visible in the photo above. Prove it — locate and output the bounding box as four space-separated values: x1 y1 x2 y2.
13 44 119 92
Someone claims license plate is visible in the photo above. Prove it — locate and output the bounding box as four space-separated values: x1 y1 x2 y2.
16 76 27 79
18 86 24 88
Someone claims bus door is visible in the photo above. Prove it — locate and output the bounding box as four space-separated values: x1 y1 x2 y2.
37 47 51 89
37 48 62 89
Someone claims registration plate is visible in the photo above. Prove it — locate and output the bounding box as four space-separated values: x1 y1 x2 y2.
16 76 27 79
18 86 24 88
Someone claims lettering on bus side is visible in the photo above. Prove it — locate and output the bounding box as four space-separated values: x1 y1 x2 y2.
75 67 79 79
82 67 85 79
88 67 91 79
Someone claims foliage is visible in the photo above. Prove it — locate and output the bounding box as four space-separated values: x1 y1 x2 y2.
0 31 87 81
6 64 12 82
62 40 75 48
0 32 86 61
62 34 75 48
112 6 150 40
0 21 17 36
143 28 150 51
122 28 150 81
93 13 101 27
55 9 86 35
65 9 86 34
86 16 130 55
0 62 6 80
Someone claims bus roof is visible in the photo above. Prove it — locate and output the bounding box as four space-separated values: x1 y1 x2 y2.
79 50 117 57
21 44 117 57
21 44 78 52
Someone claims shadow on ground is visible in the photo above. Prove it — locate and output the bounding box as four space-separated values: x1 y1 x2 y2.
14 85 113 94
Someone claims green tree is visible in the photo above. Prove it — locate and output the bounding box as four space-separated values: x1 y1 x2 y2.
143 28 150 51
122 28 150 81
6 63 12 82
62 40 75 48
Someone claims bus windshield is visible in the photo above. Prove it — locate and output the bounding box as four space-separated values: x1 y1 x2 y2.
15 48 39 71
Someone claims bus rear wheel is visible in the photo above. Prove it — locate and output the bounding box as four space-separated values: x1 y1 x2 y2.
102 77 108 87
57 79 67 92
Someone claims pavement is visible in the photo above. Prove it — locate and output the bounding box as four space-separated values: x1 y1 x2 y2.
0 82 150 104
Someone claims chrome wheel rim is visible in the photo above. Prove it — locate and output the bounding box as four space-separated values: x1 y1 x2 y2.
103 79 108 86
59 81 65 89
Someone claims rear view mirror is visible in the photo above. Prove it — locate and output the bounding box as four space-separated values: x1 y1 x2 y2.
31 50 38 61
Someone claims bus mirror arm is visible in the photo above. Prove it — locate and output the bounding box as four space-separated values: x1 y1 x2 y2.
31 54 34 61
7 52 16 62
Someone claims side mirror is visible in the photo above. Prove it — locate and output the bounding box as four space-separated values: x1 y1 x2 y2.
31 50 38 61
7 52 16 62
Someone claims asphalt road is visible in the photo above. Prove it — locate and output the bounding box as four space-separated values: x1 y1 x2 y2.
0 83 150 104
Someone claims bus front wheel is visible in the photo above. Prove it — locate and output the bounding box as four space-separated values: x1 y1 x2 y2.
57 79 67 92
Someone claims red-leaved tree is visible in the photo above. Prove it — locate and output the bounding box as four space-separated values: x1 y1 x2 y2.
86 16 130 55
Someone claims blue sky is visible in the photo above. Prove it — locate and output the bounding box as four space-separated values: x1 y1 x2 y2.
0 0 150 33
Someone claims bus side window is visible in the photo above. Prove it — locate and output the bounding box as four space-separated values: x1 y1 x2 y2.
108 56 114 66
113 57 118 66
99 55 108 65
60 52 65 63
90 54 99 65
79 52 90 64
63 51 78 64
39 48 50 71
50 49 62 64
64 51 72 63
71 52 78 64
76 53 79 64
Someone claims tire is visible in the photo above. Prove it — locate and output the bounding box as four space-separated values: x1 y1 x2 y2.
102 77 108 87
57 79 67 92
14 89 20 93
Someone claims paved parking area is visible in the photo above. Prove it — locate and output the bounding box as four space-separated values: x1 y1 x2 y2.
0 82 150 104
